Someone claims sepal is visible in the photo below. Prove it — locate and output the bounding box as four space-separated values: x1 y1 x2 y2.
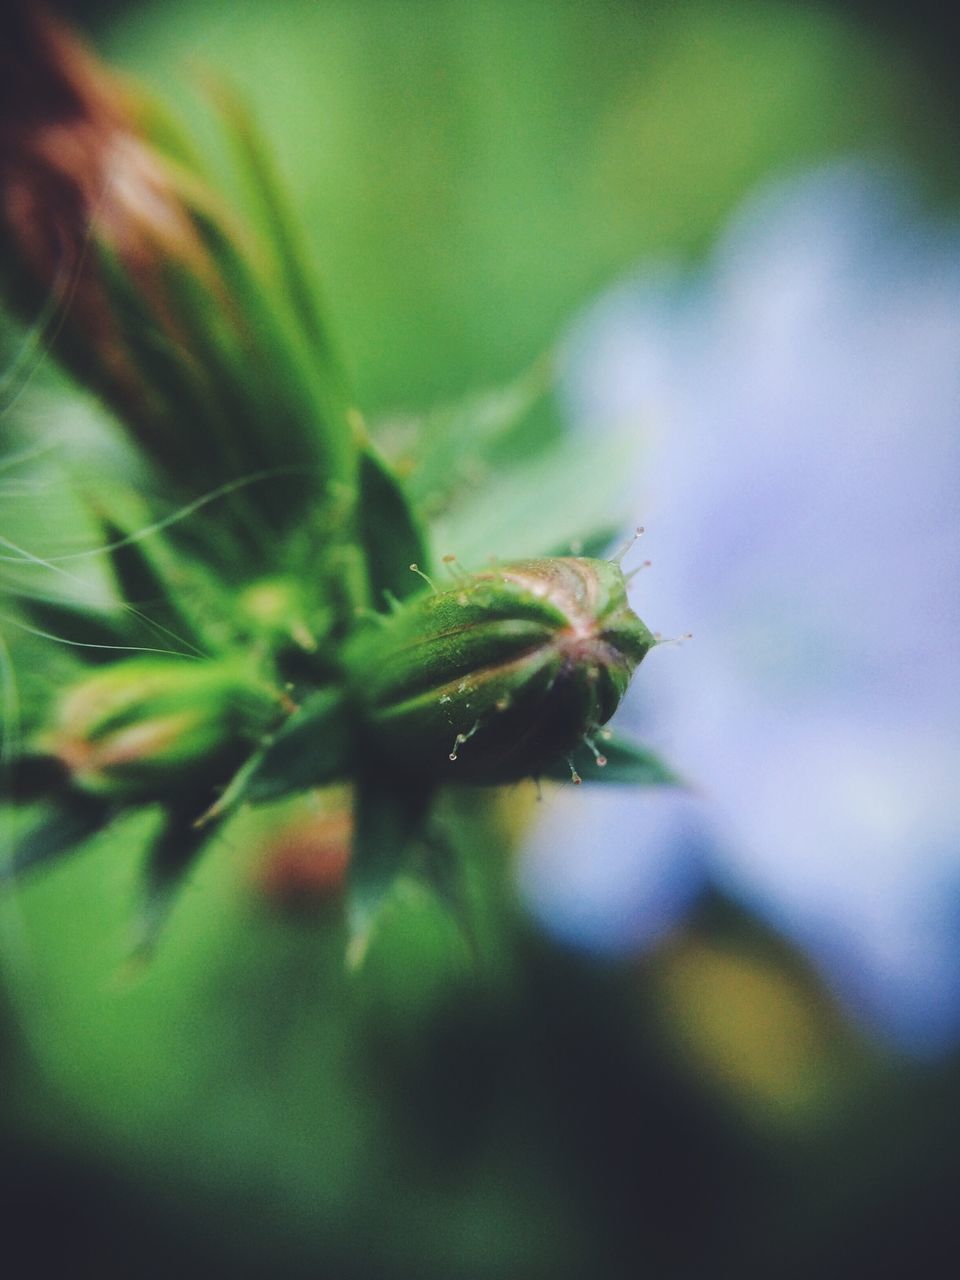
542 731 683 786
1 792 112 882
346 775 434 968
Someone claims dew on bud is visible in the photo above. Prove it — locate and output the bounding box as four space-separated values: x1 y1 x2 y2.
345 556 655 784
449 719 480 762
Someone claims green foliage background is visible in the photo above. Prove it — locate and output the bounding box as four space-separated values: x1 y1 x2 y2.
101 0 943 410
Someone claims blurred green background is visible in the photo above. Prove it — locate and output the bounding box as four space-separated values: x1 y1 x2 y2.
92 0 950 410
2 2 958 1277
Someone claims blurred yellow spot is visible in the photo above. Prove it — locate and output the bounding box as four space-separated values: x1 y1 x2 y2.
652 937 843 1125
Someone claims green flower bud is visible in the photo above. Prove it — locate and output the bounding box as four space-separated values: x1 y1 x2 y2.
43 657 279 801
236 577 330 652
346 557 655 783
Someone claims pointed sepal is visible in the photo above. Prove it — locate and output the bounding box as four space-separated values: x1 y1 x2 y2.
543 731 682 786
346 775 434 968
1 792 112 882
131 802 220 959
358 446 430 608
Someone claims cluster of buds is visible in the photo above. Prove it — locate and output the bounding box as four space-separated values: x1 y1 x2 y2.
33 556 653 806
26 556 653 828
0 8 670 951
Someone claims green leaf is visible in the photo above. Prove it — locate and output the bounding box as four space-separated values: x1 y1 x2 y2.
3 753 70 803
133 803 220 959
409 826 478 962
397 358 553 514
431 430 642 568
95 245 224 475
100 519 201 650
0 265 66 418
200 688 353 822
208 80 345 385
1 792 112 881
93 247 272 575
237 688 353 803
160 252 324 542
97 237 336 578
347 776 434 968
134 87 206 174
541 527 621 559
188 209 356 501
543 733 682 786
358 447 430 606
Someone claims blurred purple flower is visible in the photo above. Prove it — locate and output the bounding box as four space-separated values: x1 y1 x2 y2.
520 162 960 1057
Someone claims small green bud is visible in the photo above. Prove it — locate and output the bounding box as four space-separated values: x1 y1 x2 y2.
236 577 330 653
43 658 279 801
346 557 654 783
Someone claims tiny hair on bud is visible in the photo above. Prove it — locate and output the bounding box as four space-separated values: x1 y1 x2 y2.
441 553 469 582
624 560 652 584
409 563 438 593
610 526 645 566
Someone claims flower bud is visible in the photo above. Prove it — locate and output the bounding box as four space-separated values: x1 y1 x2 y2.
0 6 338 554
0 4 212 428
346 557 654 783
43 657 278 801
